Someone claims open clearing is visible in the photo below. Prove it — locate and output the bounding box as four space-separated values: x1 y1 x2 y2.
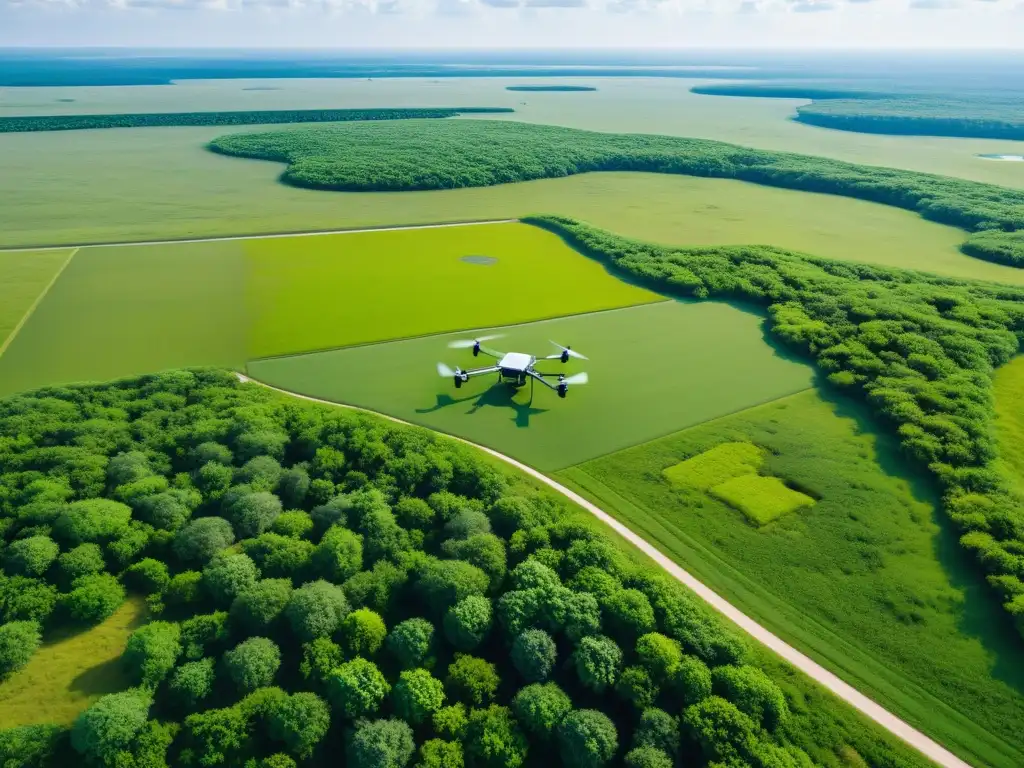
0 222 659 395
993 356 1024 495
0 248 75 349
555 389 1024 768
246 299 816 470
246 221 659 358
0 597 147 729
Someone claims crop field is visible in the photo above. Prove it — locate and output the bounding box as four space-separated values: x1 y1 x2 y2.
247 300 816 470
0 597 147 729
0 240 246 396
246 221 659 358
0 247 74 349
555 389 1024 768
0 222 659 395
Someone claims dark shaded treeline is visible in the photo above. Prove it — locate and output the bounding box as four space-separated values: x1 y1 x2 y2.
0 108 513 134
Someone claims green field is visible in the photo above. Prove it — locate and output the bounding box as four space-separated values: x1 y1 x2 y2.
0 223 660 395
247 300 815 470
246 222 659 358
0 597 147 729
0 247 74 350
555 389 1024 768
0 240 246 396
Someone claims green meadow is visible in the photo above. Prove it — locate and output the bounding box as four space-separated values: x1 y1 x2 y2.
0 598 147 729
556 389 1024 768
246 300 815 470
993 356 1024 495
246 222 659 358
0 247 74 350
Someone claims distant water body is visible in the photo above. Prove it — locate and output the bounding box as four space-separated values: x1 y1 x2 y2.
978 154 1024 162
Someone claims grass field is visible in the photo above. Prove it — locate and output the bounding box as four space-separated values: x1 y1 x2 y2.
245 222 660 358
993 356 1024 495
0 240 246 396
0 597 147 729
0 248 74 349
555 389 1024 768
247 300 815 470
0 223 660 395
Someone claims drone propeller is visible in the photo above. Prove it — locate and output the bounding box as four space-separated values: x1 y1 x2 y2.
561 372 589 386
437 362 459 378
448 334 504 350
550 341 588 360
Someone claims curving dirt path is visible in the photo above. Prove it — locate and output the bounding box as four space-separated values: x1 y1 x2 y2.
238 372 971 768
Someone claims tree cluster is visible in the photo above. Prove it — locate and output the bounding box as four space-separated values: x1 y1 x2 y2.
0 368 900 767
0 108 513 134
527 214 1024 639
207 119 1024 247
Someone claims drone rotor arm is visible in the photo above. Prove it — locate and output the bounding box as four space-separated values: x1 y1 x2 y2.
526 369 559 390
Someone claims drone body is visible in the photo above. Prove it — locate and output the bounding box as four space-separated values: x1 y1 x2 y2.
438 336 589 399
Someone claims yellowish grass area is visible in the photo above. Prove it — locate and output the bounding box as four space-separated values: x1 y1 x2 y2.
709 474 815 526
0 597 148 729
662 441 763 490
663 440 814 525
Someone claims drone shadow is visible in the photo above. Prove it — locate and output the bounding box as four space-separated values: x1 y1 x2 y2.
416 381 549 428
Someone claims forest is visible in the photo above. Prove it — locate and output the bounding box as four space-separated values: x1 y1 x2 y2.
689 84 1024 141
208 120 1024 261
0 109 513 134
0 369 925 768
525 214 1024 641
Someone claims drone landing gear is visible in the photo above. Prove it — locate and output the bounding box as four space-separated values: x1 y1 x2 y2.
454 376 462 389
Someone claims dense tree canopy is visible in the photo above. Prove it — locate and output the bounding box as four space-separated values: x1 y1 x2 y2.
0 369 925 768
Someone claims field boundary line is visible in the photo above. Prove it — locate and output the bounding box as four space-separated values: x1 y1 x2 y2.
0 247 78 360
0 219 519 253
237 372 968 768
249 299 671 363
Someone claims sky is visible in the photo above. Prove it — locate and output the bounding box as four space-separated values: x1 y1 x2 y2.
2 0 1022 48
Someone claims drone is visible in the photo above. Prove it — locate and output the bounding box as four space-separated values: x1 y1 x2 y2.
437 335 589 399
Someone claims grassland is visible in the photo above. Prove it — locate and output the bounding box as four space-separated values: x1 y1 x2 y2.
0 597 147 729
247 300 815 470
556 389 1024 768
0 248 74 350
0 240 246 396
245 221 660 358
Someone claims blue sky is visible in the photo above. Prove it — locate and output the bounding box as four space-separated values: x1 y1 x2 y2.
2 0 1021 48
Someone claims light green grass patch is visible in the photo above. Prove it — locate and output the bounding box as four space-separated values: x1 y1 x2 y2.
710 474 815 526
663 441 763 490
0 240 246 397
0 248 74 351
247 300 814 470
245 221 660 358
993 356 1024 496
556 389 1024 768
0 597 147 729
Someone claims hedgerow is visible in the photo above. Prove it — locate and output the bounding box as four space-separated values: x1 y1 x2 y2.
526 214 1024 639
208 120 1024 262
0 368 926 767
0 107 513 133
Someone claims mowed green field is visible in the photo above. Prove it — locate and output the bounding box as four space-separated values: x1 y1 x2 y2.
0 247 75 349
0 240 247 396
993 356 1024 495
555 389 1024 768
0 223 658 395
247 222 659 358
247 300 816 470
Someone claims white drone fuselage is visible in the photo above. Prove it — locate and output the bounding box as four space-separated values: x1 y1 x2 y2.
497 352 535 384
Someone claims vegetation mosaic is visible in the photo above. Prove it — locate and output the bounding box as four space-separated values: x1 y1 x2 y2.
0 369 927 768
